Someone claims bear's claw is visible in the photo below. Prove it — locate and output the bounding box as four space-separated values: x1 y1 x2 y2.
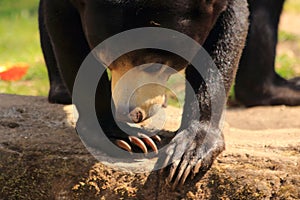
115 140 132 152
115 134 160 154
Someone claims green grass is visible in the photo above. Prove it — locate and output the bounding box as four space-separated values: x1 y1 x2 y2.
278 31 299 42
276 54 299 79
0 0 49 96
166 73 185 108
284 0 300 13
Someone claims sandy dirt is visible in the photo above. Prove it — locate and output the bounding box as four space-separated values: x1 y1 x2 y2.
0 94 299 200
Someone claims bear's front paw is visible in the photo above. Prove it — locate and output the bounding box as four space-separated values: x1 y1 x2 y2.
158 121 225 189
104 122 162 154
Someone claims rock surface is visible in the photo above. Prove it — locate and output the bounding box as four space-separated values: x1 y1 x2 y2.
0 94 299 199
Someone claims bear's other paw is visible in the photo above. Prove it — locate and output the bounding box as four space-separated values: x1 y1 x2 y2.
158 121 225 189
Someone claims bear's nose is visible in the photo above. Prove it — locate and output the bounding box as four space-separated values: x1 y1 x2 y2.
129 108 144 123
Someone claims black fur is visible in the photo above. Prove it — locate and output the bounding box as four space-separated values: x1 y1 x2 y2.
236 0 300 106
39 0 248 186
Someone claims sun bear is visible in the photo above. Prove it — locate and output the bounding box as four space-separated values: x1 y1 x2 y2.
39 0 249 187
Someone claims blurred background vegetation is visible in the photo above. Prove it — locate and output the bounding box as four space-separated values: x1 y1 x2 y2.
0 0 48 96
0 0 299 100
